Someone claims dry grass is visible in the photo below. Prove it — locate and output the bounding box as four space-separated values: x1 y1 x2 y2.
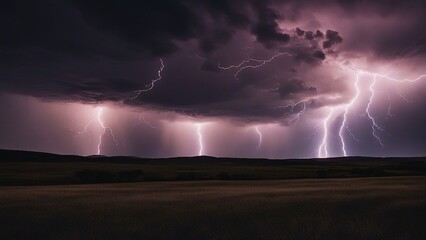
1 157 425 185
1 176 425 239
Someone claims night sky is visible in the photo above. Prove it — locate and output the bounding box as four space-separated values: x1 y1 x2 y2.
1 0 426 158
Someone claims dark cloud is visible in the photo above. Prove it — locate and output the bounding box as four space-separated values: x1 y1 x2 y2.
198 29 233 54
250 3 290 48
72 0 202 57
322 30 343 49
0 0 423 124
289 46 328 64
200 59 221 72
278 79 316 98
290 28 341 60
312 50 326 60
71 0 295 56
305 31 314 40
0 0 294 59
295 28 305 37
311 0 426 58
1 0 426 158
294 28 305 37
314 30 324 39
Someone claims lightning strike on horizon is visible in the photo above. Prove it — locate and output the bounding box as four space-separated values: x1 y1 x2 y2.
218 51 293 80
318 108 335 158
337 68 426 157
338 72 361 156
129 59 165 101
197 123 203 156
97 107 118 155
255 126 262 149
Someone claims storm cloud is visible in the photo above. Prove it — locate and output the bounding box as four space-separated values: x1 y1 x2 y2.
0 0 349 121
1 0 426 157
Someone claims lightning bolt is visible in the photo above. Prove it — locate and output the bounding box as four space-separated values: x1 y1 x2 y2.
197 123 203 156
378 73 426 83
255 126 262 149
279 100 307 124
386 95 394 119
276 100 307 125
72 120 95 140
395 87 412 103
97 107 118 155
337 68 426 157
129 59 165 101
218 52 293 80
338 72 361 156
318 108 335 158
68 107 118 155
364 75 386 147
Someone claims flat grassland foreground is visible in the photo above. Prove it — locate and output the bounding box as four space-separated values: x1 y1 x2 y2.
0 176 425 240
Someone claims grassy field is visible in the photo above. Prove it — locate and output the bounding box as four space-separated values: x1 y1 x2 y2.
1 150 425 239
1 149 426 185
0 176 425 239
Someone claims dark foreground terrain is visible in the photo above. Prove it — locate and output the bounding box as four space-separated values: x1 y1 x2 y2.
0 177 425 240
0 149 425 239
1 149 426 185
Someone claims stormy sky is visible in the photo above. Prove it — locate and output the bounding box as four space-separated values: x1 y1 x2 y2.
1 0 426 158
